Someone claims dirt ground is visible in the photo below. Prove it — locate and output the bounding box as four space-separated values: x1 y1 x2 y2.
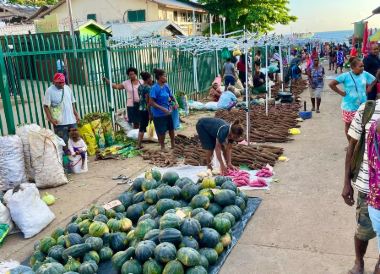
1 63 378 274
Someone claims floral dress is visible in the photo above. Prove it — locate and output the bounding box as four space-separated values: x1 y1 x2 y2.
367 120 380 209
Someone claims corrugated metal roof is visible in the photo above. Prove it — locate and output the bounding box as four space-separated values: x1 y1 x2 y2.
153 0 205 12
111 20 185 38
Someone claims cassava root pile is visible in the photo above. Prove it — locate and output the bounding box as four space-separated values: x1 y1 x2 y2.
140 148 178 167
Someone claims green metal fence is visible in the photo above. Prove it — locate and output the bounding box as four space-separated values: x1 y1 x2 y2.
0 33 218 136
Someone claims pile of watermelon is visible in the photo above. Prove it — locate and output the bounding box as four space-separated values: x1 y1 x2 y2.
29 170 248 274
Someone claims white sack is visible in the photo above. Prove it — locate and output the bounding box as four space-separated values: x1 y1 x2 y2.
0 200 14 232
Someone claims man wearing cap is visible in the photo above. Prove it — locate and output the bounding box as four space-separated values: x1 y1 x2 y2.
43 73 80 146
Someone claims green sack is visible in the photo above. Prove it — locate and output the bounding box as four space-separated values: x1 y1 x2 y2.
221 47 231 59
0 223 9 245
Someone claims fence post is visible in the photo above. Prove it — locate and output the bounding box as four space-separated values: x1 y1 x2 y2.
100 34 114 122
0 48 15 134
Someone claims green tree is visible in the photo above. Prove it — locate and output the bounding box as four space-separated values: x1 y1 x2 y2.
197 0 297 34
7 0 58 6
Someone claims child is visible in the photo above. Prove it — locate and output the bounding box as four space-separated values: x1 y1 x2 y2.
209 82 222 102
68 128 87 170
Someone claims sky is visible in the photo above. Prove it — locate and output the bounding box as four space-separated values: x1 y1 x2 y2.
274 0 380 34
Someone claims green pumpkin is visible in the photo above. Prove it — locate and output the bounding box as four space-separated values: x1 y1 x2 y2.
135 240 156 262
88 221 109 237
56 235 66 247
135 219 157 239
156 199 180 216
83 251 100 264
85 237 103 251
51 227 65 240
214 176 229 186
32 261 44 272
159 213 182 230
143 229 161 245
213 189 236 206
179 236 199 250
112 247 136 271
47 245 65 262
154 243 177 264
121 259 143 274
199 228 220 248
89 205 106 216
78 219 92 235
39 237 57 254
180 218 201 237
118 192 134 208
193 212 214 228
64 256 81 272
161 171 179 186
220 233 232 247
157 185 178 200
99 246 114 261
185 266 208 274
126 203 144 223
158 228 183 246
199 248 218 265
78 260 98 274
199 189 214 201
133 177 145 191
176 247 201 267
65 233 83 248
107 218 122 232
29 250 45 267
162 260 184 274
65 223 80 234
142 179 159 192
215 212 236 226
105 208 117 219
144 189 159 205
214 242 224 255
208 203 223 216
235 196 247 211
199 255 209 269
114 204 126 213
213 216 232 235
110 232 129 252
35 262 65 274
180 183 200 202
191 208 206 217
143 258 163 274
221 180 237 193
120 218 133 232
133 191 146 204
62 243 92 260
174 177 194 189
222 205 243 221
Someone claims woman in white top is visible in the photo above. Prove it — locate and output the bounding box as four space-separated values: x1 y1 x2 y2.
104 67 142 128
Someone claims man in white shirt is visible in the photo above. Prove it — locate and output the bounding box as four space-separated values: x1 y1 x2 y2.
43 73 80 145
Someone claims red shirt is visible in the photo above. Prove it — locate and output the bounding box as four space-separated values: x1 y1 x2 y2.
350 47 358 57
237 61 246 72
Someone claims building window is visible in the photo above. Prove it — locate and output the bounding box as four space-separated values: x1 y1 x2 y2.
87 14 97 21
127 10 146 22
173 11 178 21
181 12 186 22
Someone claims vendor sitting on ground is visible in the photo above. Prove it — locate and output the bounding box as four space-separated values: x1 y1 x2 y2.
217 88 238 110
68 128 87 170
196 117 244 175
43 73 80 148
209 82 222 102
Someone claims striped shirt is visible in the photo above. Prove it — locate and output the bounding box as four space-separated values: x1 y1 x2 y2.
348 100 380 193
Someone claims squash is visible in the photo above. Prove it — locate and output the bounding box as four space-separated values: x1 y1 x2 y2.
179 236 199 250
222 205 242 221
106 208 117 219
110 232 128 252
199 255 209 270
158 228 183 246
138 213 153 223
65 233 83 248
221 181 237 193
180 183 200 202
135 240 157 262
213 216 232 235
133 177 146 191
126 203 144 223
114 204 126 213
190 195 210 209
51 227 65 240
157 185 177 200
56 235 66 247
160 213 182 230
162 260 184 274
35 262 65 274
43 257 58 264
62 243 91 260
133 191 146 204
175 177 193 189
220 233 232 247
199 228 220 248
83 251 100 264
135 219 157 239
64 256 81 272
142 179 159 192
199 189 214 201
144 189 159 204
30 250 46 267
235 196 246 211
66 223 80 234
88 221 109 237
112 247 136 270
138 201 151 211
201 177 216 189
85 237 103 251
47 245 65 262
146 205 159 218
214 189 236 206
154 242 177 264
145 169 162 182
39 237 57 254
93 214 108 224
99 246 114 262
107 218 122 232
89 205 106 216
156 199 180 216
191 208 206 217
120 218 133 232
193 212 214 228
78 260 98 274
118 192 134 208
199 248 218 265
208 203 222 216
176 247 201 267
214 242 224 255
185 266 208 274
78 219 92 235
180 218 201 238
143 229 161 244
214 176 229 187
143 258 163 274
121 259 143 274
238 190 248 203
215 212 236 226
161 171 179 186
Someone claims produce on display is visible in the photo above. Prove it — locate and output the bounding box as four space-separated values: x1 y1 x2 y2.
28 170 250 273
141 149 178 167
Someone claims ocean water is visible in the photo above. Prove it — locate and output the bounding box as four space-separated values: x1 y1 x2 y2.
313 30 354 43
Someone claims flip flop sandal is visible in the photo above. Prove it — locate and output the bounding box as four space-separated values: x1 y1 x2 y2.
118 178 132 185
112 175 128 180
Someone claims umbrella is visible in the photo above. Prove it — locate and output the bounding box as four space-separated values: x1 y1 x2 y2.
370 29 380 42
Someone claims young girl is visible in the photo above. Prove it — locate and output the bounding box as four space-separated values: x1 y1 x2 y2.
68 128 87 170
